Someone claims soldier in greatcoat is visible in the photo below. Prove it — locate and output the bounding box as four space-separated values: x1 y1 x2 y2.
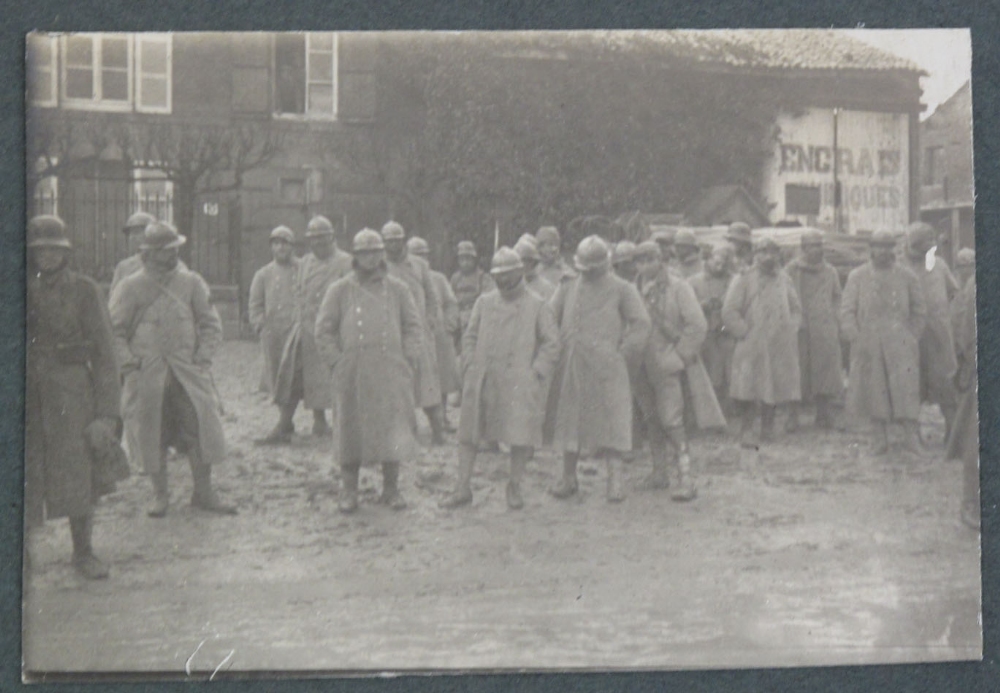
248 225 300 395
722 236 802 447
545 235 651 503
612 240 639 283
632 241 725 500
840 230 927 455
903 222 961 440
408 236 461 429
260 215 352 444
725 222 755 274
383 221 446 444
514 234 555 300
109 222 236 517
946 274 979 529
451 241 495 351
689 243 736 413
673 229 704 280
439 247 561 510
951 248 975 342
110 211 157 293
26 216 122 579
536 225 576 288
314 229 424 514
784 230 843 431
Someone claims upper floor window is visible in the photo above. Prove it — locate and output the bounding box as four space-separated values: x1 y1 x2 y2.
924 145 945 186
26 33 171 112
274 33 337 119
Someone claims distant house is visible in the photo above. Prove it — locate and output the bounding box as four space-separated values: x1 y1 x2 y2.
919 80 974 264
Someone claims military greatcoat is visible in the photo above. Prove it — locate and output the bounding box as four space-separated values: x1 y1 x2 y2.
388 253 442 408
903 255 960 406
429 268 461 397
687 270 735 397
785 257 844 400
248 257 300 394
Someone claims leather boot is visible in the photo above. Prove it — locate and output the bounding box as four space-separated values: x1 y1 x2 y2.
426 406 445 446
784 402 799 433
312 410 332 438
549 453 579 499
70 515 109 580
902 420 928 457
380 462 407 510
739 403 759 449
190 462 238 515
872 420 889 455
606 457 625 503
148 467 169 518
760 404 776 442
442 399 457 433
254 408 295 446
339 466 359 514
440 444 476 508
671 447 697 502
641 444 670 490
506 447 529 510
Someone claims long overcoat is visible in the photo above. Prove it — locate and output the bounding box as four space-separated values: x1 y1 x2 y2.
248 258 300 394
544 272 651 453
687 270 735 396
636 267 726 430
273 249 352 409
26 267 121 527
538 257 575 289
429 269 461 396
526 274 556 301
109 266 225 474
722 266 802 405
904 256 960 405
451 268 495 342
111 254 191 294
459 284 560 448
840 262 927 422
388 253 442 408
786 257 844 400
314 269 423 467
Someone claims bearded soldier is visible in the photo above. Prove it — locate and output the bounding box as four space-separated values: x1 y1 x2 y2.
633 241 725 501
314 229 424 513
841 230 927 455
26 216 123 579
408 236 461 428
545 235 651 503
248 225 300 395
722 236 802 447
109 222 236 517
514 234 556 300
451 240 494 350
259 215 352 445
535 225 575 288
382 221 446 444
439 247 560 510
784 230 843 431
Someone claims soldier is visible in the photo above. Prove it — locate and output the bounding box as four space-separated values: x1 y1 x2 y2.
451 240 494 351
612 240 638 283
408 236 461 430
26 216 123 579
633 241 725 501
784 230 843 431
382 221 446 445
545 235 651 503
688 243 736 413
946 271 979 529
535 225 575 287
248 225 300 396
840 230 927 455
109 222 236 517
111 211 157 293
725 222 754 274
673 229 704 279
651 229 676 268
439 247 560 510
722 236 802 448
314 229 424 514
953 248 975 290
259 215 352 445
903 222 960 440
514 234 556 300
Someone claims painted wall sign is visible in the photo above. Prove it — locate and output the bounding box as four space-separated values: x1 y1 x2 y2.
762 108 910 234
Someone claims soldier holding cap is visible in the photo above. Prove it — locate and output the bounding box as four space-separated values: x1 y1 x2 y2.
544 235 651 503
314 229 424 513
841 230 927 455
262 215 352 444
110 221 235 518
535 225 575 288
451 240 495 349
27 216 123 579
784 230 843 431
440 247 560 510
382 221 446 445
722 235 802 447
514 234 556 300
673 229 704 279
248 225 300 396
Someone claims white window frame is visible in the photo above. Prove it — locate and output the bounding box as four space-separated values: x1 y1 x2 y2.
132 165 174 224
274 32 338 121
135 33 172 114
60 33 134 112
27 34 58 107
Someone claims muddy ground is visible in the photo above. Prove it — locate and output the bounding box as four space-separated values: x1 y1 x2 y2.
22 340 981 677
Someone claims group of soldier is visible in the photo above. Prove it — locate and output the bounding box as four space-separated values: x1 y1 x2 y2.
24 207 980 581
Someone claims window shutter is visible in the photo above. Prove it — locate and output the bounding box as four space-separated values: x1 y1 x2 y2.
337 33 377 121
232 33 272 113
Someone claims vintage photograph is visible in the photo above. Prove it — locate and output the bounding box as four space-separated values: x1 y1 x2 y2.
23 29 979 677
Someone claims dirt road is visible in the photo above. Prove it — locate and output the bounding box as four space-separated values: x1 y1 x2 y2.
22 341 981 677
